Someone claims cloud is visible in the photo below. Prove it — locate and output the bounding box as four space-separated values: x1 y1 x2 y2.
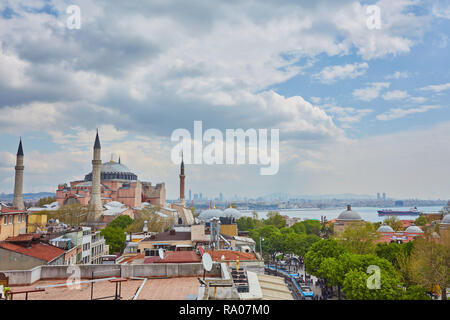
352 82 390 101
420 82 450 93
382 90 409 100
376 105 440 121
385 71 409 79
313 62 369 84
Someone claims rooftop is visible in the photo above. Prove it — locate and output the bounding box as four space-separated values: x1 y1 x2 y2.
206 250 258 261
142 231 191 242
0 241 65 262
7 277 201 300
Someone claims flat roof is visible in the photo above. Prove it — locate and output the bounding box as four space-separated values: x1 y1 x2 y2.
8 277 201 300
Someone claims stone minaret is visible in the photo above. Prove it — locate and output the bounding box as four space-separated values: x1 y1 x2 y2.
13 138 25 210
88 130 103 222
179 153 185 206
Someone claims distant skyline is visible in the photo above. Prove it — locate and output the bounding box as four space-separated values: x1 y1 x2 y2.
0 1 449 200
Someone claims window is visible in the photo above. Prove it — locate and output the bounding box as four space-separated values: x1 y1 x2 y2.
9 215 13 224
3 215 6 225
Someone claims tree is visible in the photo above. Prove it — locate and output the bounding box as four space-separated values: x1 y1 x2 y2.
52 204 89 226
237 216 262 231
109 215 134 229
342 268 404 300
100 226 126 254
414 215 427 226
383 216 403 231
409 232 449 300
303 220 321 236
37 196 56 207
263 211 286 228
304 239 346 276
125 207 172 233
337 223 378 255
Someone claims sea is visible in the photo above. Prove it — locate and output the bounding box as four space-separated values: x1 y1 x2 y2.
239 206 445 223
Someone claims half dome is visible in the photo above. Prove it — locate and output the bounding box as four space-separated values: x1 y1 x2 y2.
377 224 394 233
405 224 424 233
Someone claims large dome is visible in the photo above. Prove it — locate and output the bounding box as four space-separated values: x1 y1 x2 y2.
405 224 424 233
84 161 138 181
337 205 363 221
377 224 394 233
223 207 241 218
337 205 362 221
199 208 224 220
442 214 450 225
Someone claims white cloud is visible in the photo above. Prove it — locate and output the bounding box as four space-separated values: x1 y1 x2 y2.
376 105 440 121
382 90 409 100
313 62 369 84
385 71 409 79
420 82 450 93
352 82 390 101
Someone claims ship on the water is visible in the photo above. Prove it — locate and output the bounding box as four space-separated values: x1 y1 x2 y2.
377 207 421 216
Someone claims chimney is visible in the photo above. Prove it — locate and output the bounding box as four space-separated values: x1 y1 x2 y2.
347 204 351 211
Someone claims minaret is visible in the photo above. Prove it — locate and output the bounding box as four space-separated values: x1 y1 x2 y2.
179 152 185 206
88 130 103 222
13 138 25 210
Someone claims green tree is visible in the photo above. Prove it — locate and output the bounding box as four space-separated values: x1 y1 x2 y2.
383 216 403 231
263 211 286 228
303 220 321 236
338 223 378 254
342 268 403 300
100 226 126 254
304 239 347 276
37 196 56 207
409 232 449 300
109 215 134 229
414 215 427 226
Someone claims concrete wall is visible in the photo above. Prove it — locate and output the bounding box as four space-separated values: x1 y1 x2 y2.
0 248 46 270
1 262 221 286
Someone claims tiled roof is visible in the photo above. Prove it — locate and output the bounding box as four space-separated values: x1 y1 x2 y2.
154 251 201 264
0 241 65 262
206 250 258 261
0 205 26 214
5 234 36 242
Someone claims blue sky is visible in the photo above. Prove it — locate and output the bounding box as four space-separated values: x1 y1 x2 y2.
0 0 449 199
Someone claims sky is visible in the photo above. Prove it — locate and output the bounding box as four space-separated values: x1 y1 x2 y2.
0 0 449 200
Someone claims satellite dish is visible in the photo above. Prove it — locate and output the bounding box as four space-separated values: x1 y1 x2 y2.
158 248 164 260
202 253 213 272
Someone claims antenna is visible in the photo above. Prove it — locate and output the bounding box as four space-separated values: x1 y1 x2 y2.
202 252 213 280
158 248 164 260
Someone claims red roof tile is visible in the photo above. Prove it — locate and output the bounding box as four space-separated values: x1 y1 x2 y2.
206 250 257 261
0 241 65 262
1 206 26 214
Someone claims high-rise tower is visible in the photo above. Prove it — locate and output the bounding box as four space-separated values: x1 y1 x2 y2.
13 138 25 210
179 153 185 206
88 130 103 222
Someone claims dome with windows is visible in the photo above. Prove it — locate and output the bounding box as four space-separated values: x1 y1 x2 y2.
337 204 363 221
84 161 138 181
405 224 424 233
377 224 394 233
